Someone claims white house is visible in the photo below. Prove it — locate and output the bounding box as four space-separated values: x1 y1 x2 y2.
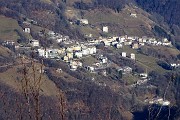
24 28 31 33
115 43 123 49
69 60 82 71
29 39 39 47
63 56 69 62
56 38 63 43
111 41 118 46
2 40 15 46
119 37 125 43
79 19 89 25
123 66 132 74
124 40 132 45
147 97 170 106
162 41 172 46
57 48 65 54
104 41 111 46
48 31 55 36
47 49 59 59
139 42 145 46
82 49 90 56
92 47 97 54
170 63 180 68
122 52 126 57
162 38 168 42
38 48 45 57
37 48 48 58
139 73 148 79
99 57 108 64
67 52 73 59
87 47 96 55
66 47 73 52
138 38 143 42
130 13 137 18
142 38 147 43
130 53 135 60
74 52 83 58
156 41 162 46
73 45 82 51
103 26 108 33
162 100 170 106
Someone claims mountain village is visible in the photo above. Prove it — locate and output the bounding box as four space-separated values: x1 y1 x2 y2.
1 20 173 106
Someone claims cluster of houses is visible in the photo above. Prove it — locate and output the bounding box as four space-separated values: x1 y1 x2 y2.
144 97 170 106
0 21 174 81
170 63 180 68
67 17 172 48
2 29 173 74
85 55 111 73
121 52 136 60
39 30 70 43
87 35 172 50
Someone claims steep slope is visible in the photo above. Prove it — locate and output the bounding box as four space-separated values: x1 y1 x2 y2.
135 0 180 48
0 0 83 39
136 0 180 26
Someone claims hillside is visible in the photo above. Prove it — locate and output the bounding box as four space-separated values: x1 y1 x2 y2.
135 0 180 48
0 0 180 120
0 15 22 41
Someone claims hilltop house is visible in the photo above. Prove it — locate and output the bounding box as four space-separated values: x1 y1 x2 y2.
103 26 108 33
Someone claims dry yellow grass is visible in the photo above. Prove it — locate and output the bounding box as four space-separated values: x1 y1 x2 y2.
112 46 168 73
0 15 22 41
0 45 12 57
150 46 180 56
0 60 59 97
40 0 52 3
82 5 154 36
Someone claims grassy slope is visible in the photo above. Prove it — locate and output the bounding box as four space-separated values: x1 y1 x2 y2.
0 45 12 57
83 5 155 37
0 15 22 42
64 1 155 37
111 45 169 73
40 0 52 3
0 60 60 96
108 45 173 84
